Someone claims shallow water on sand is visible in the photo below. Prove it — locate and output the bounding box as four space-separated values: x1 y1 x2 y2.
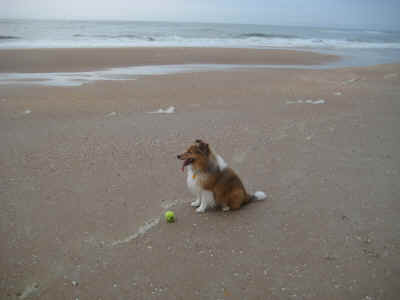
1 50 399 87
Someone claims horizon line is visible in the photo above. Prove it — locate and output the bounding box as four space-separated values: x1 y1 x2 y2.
0 17 398 32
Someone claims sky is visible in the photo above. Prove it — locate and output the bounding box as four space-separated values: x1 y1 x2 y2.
1 0 400 30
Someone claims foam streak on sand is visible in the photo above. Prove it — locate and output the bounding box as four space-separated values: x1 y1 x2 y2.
0 65 247 87
0 64 336 87
111 198 187 246
111 218 160 246
148 106 176 114
286 99 326 104
161 198 187 209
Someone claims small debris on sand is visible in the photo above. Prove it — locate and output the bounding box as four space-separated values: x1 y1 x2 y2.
106 111 117 117
342 78 359 85
286 99 325 104
312 99 325 104
384 73 397 79
148 106 175 114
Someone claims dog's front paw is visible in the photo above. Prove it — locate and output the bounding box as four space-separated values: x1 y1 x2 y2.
191 200 201 207
222 205 230 212
196 206 206 213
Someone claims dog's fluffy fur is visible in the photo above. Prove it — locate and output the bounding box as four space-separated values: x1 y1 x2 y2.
177 140 266 213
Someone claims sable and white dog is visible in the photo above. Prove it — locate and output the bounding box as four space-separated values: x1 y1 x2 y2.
177 139 266 213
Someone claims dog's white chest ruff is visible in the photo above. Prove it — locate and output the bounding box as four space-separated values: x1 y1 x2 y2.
186 166 202 195
186 165 215 212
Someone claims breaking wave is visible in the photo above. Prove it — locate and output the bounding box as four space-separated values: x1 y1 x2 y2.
237 33 298 39
0 35 20 40
73 33 155 41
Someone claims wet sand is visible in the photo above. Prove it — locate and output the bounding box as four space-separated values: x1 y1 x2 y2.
0 47 338 73
0 48 399 299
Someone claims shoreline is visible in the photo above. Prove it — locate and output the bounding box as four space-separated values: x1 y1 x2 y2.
0 47 339 73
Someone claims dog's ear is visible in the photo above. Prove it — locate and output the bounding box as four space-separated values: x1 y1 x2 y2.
198 141 210 156
195 139 204 144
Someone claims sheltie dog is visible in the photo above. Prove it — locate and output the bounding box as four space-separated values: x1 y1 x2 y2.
177 139 267 213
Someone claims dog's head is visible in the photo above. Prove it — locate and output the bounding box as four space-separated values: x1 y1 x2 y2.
177 139 211 171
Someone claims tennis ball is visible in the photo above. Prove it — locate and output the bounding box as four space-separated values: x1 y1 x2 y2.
165 211 175 223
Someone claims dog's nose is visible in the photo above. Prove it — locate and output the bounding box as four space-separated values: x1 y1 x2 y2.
177 155 181 159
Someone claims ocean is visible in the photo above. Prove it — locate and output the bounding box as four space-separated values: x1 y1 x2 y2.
1 19 400 86
1 19 400 50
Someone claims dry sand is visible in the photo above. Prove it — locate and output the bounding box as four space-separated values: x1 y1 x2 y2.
0 48 399 300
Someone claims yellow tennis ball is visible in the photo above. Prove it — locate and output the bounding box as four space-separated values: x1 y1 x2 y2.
165 211 175 223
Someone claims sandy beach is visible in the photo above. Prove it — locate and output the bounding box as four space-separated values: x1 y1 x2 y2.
0 47 338 73
0 48 399 300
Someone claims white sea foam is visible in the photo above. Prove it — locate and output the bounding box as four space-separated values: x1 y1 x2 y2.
1 19 400 73
342 78 359 85
148 106 175 114
384 73 398 79
312 99 325 104
0 63 339 87
0 65 242 86
111 218 160 246
286 99 326 104
2 36 400 50
160 198 186 209
0 59 397 87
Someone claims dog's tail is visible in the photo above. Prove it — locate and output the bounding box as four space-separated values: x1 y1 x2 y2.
248 191 267 202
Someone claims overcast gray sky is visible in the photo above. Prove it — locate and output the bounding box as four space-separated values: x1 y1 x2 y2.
2 0 400 30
